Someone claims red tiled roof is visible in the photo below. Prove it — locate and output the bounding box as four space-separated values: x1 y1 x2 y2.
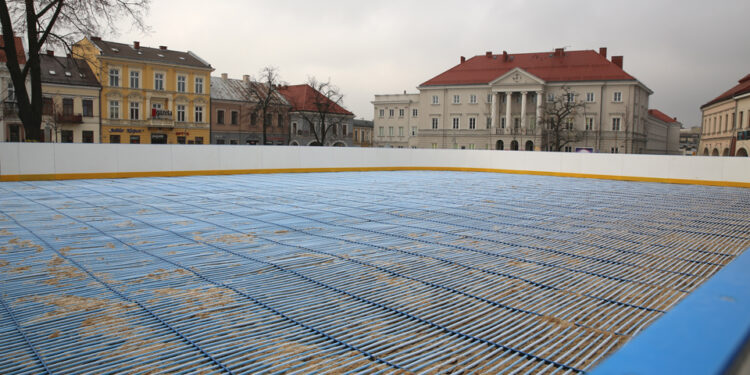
648 109 677 123
0 36 27 64
420 49 635 87
277 84 353 116
702 74 750 109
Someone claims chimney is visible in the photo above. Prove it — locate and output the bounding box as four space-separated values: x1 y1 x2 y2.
159 45 167 50
612 56 623 68
599 47 607 58
460 56 465 63
485 51 492 58
554 48 564 57
46 50 54 56
90 36 101 41
503 50 508 61
221 73 228 80
242 74 250 83
134 41 140 49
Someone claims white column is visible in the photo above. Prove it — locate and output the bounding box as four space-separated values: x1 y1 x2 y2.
536 91 543 128
520 91 528 129
490 91 498 128
505 92 512 130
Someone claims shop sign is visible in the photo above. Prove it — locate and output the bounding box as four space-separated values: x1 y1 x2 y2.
151 108 173 119
110 128 124 133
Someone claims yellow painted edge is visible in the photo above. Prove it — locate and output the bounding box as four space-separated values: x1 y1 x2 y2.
1 167 749 188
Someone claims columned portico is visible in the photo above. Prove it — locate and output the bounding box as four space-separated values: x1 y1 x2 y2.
536 91 543 127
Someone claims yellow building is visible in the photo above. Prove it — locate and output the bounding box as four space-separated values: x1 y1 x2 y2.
72 37 214 144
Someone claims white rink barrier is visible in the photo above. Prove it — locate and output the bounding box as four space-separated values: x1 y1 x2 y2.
1 142 749 187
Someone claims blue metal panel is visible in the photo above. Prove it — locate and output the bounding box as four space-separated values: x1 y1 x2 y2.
591 245 750 375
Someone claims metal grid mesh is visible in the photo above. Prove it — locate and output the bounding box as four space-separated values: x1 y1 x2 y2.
1 171 749 374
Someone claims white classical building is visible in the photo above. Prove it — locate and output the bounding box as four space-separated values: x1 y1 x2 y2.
374 48 678 153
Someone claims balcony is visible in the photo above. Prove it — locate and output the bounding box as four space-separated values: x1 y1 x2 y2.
148 118 175 128
3 101 18 116
56 113 83 124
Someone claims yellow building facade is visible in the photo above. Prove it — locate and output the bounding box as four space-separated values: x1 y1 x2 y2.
73 37 214 144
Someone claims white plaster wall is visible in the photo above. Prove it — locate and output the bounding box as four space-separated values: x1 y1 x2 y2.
1 142 749 184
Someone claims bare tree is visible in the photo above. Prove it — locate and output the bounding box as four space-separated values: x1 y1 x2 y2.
0 0 150 141
247 66 285 145
300 77 347 146
540 86 587 151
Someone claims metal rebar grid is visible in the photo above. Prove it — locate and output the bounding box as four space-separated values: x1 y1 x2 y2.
1 171 749 374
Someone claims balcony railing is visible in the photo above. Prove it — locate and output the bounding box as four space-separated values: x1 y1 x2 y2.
148 118 175 128
56 113 83 124
3 101 18 116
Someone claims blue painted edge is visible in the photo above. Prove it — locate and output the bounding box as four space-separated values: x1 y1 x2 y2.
591 246 750 375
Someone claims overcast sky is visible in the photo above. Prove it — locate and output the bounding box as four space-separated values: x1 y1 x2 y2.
114 0 749 126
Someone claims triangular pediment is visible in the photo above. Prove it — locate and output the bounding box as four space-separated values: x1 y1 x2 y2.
490 68 545 86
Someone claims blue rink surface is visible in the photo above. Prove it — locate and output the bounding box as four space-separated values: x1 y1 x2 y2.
1 171 750 374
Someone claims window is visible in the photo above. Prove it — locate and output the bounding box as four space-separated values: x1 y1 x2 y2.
412 108 418 117
129 102 140 120
232 111 239 125
151 133 167 144
251 113 257 126
487 94 492 103
195 106 204 122
7 80 15 101
469 117 476 129
177 105 186 122
216 139 225 144
354 129 359 141
379 127 384 136
195 137 204 144
109 68 120 87
177 75 186 92
470 95 477 104
342 124 347 136
567 93 575 103
611 147 619 153
217 110 225 124
453 95 460 104
547 93 554 102
432 118 438 129
613 91 622 102
452 117 459 129
388 126 394 136
379 109 384 117
195 77 204 94
177 136 186 144
389 109 394 117
514 118 520 128
565 118 574 130
564 146 572 152
612 117 621 131
130 135 140 144
411 126 417 136
109 134 120 143
154 73 164 91
130 71 139 88
432 95 439 104
740 111 744 129
398 127 404 136
501 117 506 128
586 92 595 102
585 117 594 130
109 100 120 119
469 144 475 150
486 117 492 129
82 130 93 143
399 108 404 117
82 99 93 117
432 143 438 149
61 130 73 143
62 98 74 115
